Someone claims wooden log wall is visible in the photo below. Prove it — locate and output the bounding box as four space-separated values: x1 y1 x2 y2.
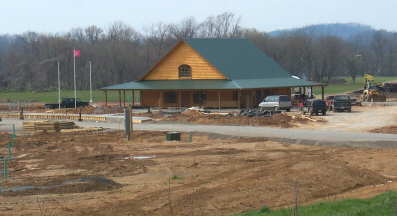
143 42 226 80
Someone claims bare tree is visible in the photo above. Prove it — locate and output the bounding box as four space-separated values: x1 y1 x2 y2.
198 12 242 38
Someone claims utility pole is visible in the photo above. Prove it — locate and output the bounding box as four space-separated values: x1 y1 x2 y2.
73 49 77 109
57 61 61 110
89 61 93 103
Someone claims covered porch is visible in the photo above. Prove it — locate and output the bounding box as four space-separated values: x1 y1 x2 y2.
102 79 325 109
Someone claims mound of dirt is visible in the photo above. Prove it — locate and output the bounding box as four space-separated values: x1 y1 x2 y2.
370 126 397 134
162 110 313 128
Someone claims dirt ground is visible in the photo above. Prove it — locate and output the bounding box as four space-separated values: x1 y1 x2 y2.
157 110 321 128
297 105 397 133
0 130 396 216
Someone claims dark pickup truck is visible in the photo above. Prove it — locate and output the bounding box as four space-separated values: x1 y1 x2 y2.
45 98 89 109
333 95 352 112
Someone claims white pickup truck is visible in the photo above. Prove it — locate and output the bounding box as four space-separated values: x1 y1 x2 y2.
258 95 292 112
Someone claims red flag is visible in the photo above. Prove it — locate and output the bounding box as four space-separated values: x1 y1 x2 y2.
73 50 81 57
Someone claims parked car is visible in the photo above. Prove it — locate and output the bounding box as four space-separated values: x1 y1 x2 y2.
45 98 89 109
333 95 352 112
303 99 327 116
258 95 292 112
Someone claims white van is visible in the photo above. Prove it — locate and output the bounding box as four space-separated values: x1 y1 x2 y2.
258 95 292 111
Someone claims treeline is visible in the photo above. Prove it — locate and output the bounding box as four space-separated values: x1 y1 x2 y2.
0 12 397 91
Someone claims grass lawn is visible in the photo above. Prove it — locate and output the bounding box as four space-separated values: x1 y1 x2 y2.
235 191 397 216
313 76 397 96
0 90 140 103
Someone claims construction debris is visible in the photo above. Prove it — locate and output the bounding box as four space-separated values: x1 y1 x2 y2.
161 109 324 128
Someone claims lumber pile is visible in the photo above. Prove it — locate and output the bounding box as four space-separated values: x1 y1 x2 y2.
23 120 76 133
60 127 103 133
58 121 75 129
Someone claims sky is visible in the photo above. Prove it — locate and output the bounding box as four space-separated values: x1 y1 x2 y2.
1 0 397 34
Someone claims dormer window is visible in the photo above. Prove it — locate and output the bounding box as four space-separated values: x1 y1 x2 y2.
178 64 192 79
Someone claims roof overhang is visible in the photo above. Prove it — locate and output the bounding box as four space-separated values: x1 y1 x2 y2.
101 78 325 91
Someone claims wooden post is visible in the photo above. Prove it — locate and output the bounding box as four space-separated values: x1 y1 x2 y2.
123 90 126 107
124 106 131 141
310 86 313 98
131 90 135 107
105 91 108 106
178 91 182 110
218 91 221 111
321 86 325 100
238 90 241 109
190 91 193 106
130 105 133 138
159 91 163 108
118 90 122 107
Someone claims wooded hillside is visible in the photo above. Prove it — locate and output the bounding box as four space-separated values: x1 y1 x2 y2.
0 12 396 91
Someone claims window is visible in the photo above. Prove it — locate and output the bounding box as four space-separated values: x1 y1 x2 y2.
178 64 192 78
164 92 177 104
279 96 290 102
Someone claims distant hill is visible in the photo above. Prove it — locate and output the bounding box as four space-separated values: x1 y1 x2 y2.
268 23 376 40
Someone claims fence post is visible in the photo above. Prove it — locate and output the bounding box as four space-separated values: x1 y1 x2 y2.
124 106 131 141
19 107 24 120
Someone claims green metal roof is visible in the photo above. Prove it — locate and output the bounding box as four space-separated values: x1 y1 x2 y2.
102 80 238 90
185 39 291 80
102 78 321 90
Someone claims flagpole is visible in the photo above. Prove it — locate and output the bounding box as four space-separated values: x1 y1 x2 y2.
89 61 93 103
73 49 77 109
57 61 61 110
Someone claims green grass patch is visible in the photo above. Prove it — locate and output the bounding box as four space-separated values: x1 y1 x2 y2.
234 191 397 216
313 76 397 95
0 90 140 103
171 175 183 180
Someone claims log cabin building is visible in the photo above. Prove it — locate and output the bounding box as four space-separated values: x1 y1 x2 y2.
102 39 324 109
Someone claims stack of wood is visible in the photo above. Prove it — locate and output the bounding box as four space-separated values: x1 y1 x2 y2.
34 121 60 133
23 120 76 133
58 121 75 129
23 121 43 131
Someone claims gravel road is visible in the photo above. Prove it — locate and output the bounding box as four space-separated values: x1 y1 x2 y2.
2 118 396 148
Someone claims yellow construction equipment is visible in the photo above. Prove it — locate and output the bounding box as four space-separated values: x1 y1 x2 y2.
361 74 387 102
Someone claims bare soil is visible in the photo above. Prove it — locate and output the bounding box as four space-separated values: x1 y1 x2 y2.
298 105 397 132
370 126 397 134
157 110 321 128
0 130 396 216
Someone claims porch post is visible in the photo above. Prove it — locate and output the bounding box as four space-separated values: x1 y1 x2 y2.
238 90 241 109
218 91 221 112
310 86 313 98
118 90 122 107
321 86 325 100
104 91 108 106
178 90 181 109
158 91 163 107
131 90 134 106
190 91 193 106
123 90 126 107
